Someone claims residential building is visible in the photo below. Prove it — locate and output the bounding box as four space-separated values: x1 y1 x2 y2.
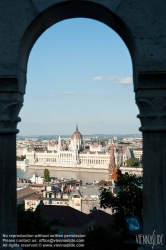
133 148 143 161
17 187 36 204
25 193 43 210
30 174 44 184
40 205 95 235
90 210 113 227
28 184 46 193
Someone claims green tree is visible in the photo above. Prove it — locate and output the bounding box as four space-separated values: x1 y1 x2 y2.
125 158 139 167
140 155 143 167
17 203 58 250
17 203 56 234
16 156 21 161
85 170 142 250
43 168 50 182
20 155 26 161
99 169 143 229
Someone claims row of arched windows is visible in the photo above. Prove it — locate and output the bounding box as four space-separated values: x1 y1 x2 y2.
80 159 109 164
60 154 73 158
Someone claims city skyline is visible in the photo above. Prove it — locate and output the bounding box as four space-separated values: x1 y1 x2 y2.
18 18 141 136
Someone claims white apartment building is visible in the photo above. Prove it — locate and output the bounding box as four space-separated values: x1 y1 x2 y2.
25 192 69 211
133 148 143 160
24 186 112 214
30 174 44 184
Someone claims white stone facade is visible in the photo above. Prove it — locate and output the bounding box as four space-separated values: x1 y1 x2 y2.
133 148 143 161
26 127 111 170
30 174 44 184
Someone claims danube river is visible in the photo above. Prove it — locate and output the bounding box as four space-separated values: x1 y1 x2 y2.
17 168 108 183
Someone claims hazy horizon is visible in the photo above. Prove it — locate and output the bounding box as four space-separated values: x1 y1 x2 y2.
17 133 142 138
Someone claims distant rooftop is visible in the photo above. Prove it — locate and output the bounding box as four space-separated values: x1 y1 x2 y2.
17 187 36 199
40 205 95 227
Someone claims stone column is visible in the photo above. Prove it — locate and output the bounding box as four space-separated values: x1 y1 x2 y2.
0 78 23 250
136 74 166 250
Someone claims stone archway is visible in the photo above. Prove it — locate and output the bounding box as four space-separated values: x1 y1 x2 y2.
0 1 166 249
18 1 136 92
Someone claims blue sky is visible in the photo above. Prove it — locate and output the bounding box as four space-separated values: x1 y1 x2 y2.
18 18 141 136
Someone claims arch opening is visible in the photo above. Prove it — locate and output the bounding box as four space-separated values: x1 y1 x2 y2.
17 17 141 185
18 17 138 136
18 1 137 93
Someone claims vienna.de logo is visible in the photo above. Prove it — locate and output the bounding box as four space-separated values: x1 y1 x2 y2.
136 230 164 249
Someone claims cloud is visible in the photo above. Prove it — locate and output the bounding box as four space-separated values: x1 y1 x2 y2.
60 91 76 94
92 75 133 85
92 76 104 81
117 76 132 85
108 76 133 85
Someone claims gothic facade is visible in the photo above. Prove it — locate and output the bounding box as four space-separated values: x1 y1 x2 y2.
26 126 111 170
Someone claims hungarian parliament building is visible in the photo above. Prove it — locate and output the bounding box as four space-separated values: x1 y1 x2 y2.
24 125 133 171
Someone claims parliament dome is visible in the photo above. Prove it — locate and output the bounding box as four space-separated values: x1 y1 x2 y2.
71 125 82 140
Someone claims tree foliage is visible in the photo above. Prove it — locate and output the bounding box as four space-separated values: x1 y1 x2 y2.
16 155 26 161
125 158 139 167
17 170 142 250
85 170 142 249
17 203 56 234
43 168 50 182
99 169 143 228
140 154 143 167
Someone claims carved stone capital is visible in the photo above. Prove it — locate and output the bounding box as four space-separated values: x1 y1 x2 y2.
135 73 166 90
136 89 166 132
0 78 23 134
